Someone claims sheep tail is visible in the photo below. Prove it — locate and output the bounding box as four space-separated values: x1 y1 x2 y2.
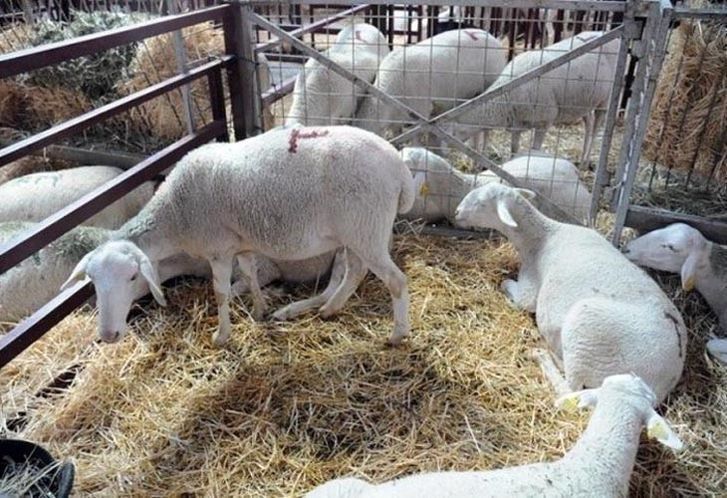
397 162 415 214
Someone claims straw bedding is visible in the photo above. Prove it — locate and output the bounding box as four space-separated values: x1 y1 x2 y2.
1 233 725 497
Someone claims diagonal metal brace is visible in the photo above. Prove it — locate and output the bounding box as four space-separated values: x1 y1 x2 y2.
391 25 626 146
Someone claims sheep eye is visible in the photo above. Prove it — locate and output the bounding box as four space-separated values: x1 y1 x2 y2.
130 274 138 282
662 244 678 252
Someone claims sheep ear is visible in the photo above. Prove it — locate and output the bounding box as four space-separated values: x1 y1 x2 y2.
646 410 684 451
497 199 518 228
60 251 93 291
556 388 599 411
515 188 537 202
139 257 167 307
680 251 700 292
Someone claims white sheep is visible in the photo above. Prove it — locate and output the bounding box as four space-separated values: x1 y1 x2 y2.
454 183 686 403
355 28 506 139
401 148 592 224
0 221 209 324
623 223 727 365
443 31 620 164
0 166 155 229
285 23 389 126
60 125 414 346
305 373 683 498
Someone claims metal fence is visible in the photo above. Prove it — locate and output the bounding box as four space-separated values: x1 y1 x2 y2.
611 4 727 244
0 4 255 366
0 0 725 367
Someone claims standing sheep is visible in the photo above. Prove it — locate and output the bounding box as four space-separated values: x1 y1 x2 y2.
305 374 683 498
285 23 389 126
0 166 155 229
443 31 620 163
61 126 414 346
454 183 686 403
401 147 592 224
355 29 506 138
623 223 727 365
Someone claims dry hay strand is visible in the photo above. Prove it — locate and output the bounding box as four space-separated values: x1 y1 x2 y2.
0 23 33 55
643 17 727 181
118 23 225 141
22 84 94 129
0 80 28 128
1 235 725 497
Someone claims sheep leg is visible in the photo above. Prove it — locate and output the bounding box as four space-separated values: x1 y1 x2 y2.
319 249 368 317
500 277 537 313
360 253 410 346
236 253 267 321
531 348 572 397
532 128 547 150
510 130 521 156
209 255 234 346
580 112 596 166
231 255 282 297
271 249 346 321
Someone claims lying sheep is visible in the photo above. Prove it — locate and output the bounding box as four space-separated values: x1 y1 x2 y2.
401 148 592 224
61 126 414 346
0 221 209 324
355 28 506 139
305 373 683 498
444 31 620 163
0 166 155 229
623 223 727 365
285 23 389 126
454 183 686 403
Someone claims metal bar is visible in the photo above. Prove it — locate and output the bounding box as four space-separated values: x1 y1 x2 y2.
168 0 196 135
588 13 633 223
0 281 94 369
611 1 673 244
261 74 296 106
673 7 727 20
208 67 229 142
248 0 629 12
625 205 727 245
0 56 231 169
254 4 370 53
391 26 625 145
223 0 255 140
0 5 228 79
0 136 146 169
0 121 224 276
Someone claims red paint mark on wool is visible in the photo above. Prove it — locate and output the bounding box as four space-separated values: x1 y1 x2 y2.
464 30 480 41
288 129 330 153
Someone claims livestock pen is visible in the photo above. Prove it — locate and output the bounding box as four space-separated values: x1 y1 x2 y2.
0 1 726 496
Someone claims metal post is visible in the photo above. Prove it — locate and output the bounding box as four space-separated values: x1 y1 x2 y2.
611 0 673 243
167 0 196 135
223 0 257 141
208 66 230 142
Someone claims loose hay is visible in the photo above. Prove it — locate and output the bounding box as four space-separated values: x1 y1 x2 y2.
119 23 226 141
643 15 727 181
1 235 725 497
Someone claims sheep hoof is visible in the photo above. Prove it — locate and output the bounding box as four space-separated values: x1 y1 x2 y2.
272 306 295 322
212 330 229 347
318 305 336 319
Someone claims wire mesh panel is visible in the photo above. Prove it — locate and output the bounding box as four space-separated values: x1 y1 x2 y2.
254 0 633 231
611 4 727 244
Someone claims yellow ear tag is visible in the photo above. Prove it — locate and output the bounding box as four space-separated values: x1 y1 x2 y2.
683 276 696 292
419 182 430 197
647 420 668 441
559 395 580 412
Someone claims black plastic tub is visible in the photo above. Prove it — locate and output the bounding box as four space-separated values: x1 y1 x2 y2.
0 439 74 498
